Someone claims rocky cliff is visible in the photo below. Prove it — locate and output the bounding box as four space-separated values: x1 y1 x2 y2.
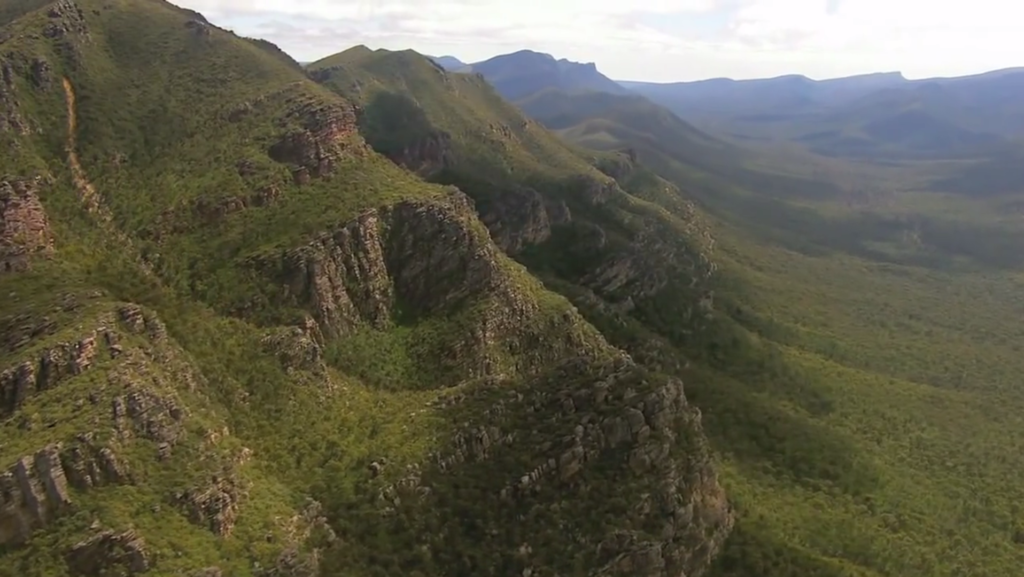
0 176 54 273
351 356 734 577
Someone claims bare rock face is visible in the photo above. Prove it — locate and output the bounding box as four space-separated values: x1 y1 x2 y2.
0 330 100 418
1 177 54 274
175 475 244 537
0 441 126 546
257 188 506 337
268 101 358 183
479 185 571 255
59 433 130 489
111 387 186 458
0 439 129 546
386 357 733 577
260 322 325 374
65 529 150 576
253 190 501 329
388 131 455 176
44 0 90 40
264 209 394 337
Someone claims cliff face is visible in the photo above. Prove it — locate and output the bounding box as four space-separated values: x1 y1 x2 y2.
366 356 734 577
252 188 601 381
268 99 361 184
0 176 54 274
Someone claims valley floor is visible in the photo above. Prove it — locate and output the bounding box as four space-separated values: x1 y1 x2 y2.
695 220 1024 577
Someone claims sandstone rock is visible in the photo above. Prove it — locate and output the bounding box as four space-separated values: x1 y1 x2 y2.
59 436 129 489
423 358 733 577
0 441 127 546
44 0 90 40
1 177 54 274
184 19 212 38
268 101 357 180
117 304 146 333
112 388 185 453
478 186 570 255
0 361 35 416
387 130 455 176
176 475 243 536
65 529 150 576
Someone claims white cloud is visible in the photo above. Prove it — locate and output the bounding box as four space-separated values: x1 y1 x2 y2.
174 0 1024 80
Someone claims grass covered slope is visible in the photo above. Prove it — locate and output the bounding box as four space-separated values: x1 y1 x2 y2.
0 1 732 576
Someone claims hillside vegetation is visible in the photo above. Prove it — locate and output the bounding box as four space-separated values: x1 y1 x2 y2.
459 49 1024 577
0 2 733 576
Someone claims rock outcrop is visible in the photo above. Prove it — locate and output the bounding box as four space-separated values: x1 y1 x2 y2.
0 177 54 273
362 357 733 577
260 320 326 374
388 131 455 176
252 189 597 381
268 99 358 184
65 529 150 576
0 440 128 546
44 0 90 40
111 386 186 459
0 329 102 418
0 59 30 134
175 474 244 537
478 185 571 254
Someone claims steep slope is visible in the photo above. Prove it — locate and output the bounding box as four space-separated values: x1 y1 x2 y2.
0 1 732 576
309 47 721 351
466 49 629 101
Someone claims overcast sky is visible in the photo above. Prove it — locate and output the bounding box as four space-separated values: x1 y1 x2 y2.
175 0 1023 82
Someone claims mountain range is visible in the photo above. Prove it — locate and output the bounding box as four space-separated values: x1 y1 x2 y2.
457 49 1024 164
4 2 1024 577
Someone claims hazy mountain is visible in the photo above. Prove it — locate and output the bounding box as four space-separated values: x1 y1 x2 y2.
623 67 1024 159
426 54 467 70
466 49 629 101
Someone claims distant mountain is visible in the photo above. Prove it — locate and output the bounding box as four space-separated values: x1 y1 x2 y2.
621 72 909 117
466 49 629 101
624 68 1024 160
426 54 466 70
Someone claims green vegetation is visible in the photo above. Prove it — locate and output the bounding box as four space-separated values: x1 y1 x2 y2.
1 2 728 576
7 1 1024 576
460 49 1024 577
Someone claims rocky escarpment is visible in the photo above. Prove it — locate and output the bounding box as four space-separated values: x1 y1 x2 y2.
175 473 245 537
0 176 54 273
268 97 360 184
0 303 195 547
387 130 455 176
252 188 598 381
65 528 149 576
582 223 715 306
478 185 571 255
348 356 733 577
0 439 129 546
